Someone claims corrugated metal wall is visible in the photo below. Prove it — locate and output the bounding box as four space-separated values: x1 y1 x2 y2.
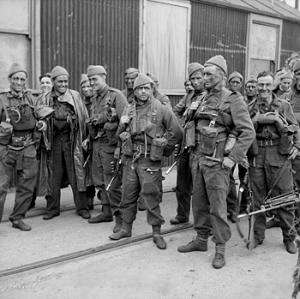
190 2 248 76
41 0 139 90
280 20 300 67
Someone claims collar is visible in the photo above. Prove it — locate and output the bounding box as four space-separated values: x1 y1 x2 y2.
96 84 109 99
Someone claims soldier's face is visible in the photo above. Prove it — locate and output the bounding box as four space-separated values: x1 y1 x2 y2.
134 83 152 102
81 81 93 98
229 78 242 92
190 71 204 91
185 80 194 92
40 76 53 94
245 82 257 97
279 78 292 92
10 71 27 93
125 74 138 90
257 75 273 99
203 66 223 89
89 74 106 93
53 75 68 94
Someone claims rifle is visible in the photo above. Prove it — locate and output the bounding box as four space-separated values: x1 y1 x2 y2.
106 159 122 191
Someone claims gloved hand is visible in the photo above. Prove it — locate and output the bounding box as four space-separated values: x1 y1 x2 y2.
288 146 298 160
222 157 235 170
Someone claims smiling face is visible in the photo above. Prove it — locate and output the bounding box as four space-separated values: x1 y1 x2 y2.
9 71 27 93
257 75 273 100
40 76 53 93
134 83 152 102
53 75 69 95
279 78 293 92
89 74 106 93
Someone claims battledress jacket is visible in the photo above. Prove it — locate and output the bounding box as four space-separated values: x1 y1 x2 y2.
36 89 88 195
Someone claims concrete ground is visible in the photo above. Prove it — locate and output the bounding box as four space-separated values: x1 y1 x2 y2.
0 168 298 299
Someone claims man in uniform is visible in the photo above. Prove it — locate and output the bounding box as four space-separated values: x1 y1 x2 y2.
228 71 243 93
80 74 95 210
178 55 255 269
273 70 294 101
109 74 183 249
122 68 139 103
248 71 299 253
38 66 90 220
170 62 205 225
87 65 127 234
0 63 46 230
146 73 172 109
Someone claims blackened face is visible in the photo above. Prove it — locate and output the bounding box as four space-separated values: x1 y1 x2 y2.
245 82 257 97
134 83 152 102
53 75 68 94
203 65 223 90
229 78 242 92
10 71 27 93
125 73 138 90
190 71 204 91
81 81 93 98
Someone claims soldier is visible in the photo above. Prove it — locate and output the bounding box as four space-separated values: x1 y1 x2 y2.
109 74 183 249
244 76 258 107
80 74 95 210
122 68 139 103
39 73 53 94
248 71 299 253
0 63 46 230
228 71 243 93
38 66 90 220
184 79 194 93
170 62 205 225
146 73 172 109
178 55 255 269
86 65 127 234
273 70 294 100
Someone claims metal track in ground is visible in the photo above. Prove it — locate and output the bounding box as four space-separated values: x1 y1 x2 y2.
0 222 192 278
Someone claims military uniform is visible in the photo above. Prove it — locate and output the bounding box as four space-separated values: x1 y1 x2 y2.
110 74 183 249
249 94 299 246
0 89 40 227
88 85 127 223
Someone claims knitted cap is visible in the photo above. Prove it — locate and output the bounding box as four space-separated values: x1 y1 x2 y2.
133 74 153 90
245 75 257 85
204 55 227 75
87 65 107 77
228 71 243 82
188 62 204 78
8 63 28 78
51 66 69 79
80 73 89 85
124 68 139 78
293 60 300 73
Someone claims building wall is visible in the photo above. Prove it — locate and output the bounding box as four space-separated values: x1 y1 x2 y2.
280 20 300 67
41 0 139 90
190 2 248 77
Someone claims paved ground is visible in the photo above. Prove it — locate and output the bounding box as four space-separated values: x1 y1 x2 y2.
0 168 298 299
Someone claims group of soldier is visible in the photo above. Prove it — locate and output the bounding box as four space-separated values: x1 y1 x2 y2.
0 52 300 269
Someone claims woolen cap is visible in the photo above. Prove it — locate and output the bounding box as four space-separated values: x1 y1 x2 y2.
125 68 139 77
87 65 107 77
188 62 204 78
133 74 153 90
228 71 243 82
8 63 28 78
245 75 257 85
204 55 227 75
51 66 69 79
80 73 89 85
277 70 293 80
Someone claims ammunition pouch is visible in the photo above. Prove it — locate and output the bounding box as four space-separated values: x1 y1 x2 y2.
185 121 195 148
0 122 13 145
197 126 219 156
150 137 167 161
120 131 133 156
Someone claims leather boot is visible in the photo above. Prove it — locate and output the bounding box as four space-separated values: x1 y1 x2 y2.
109 222 132 240
170 216 189 225
88 205 113 223
12 219 31 231
152 225 167 250
177 236 208 253
212 244 226 269
113 215 123 233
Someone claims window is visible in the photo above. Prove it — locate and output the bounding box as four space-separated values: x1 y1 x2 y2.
140 0 190 94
